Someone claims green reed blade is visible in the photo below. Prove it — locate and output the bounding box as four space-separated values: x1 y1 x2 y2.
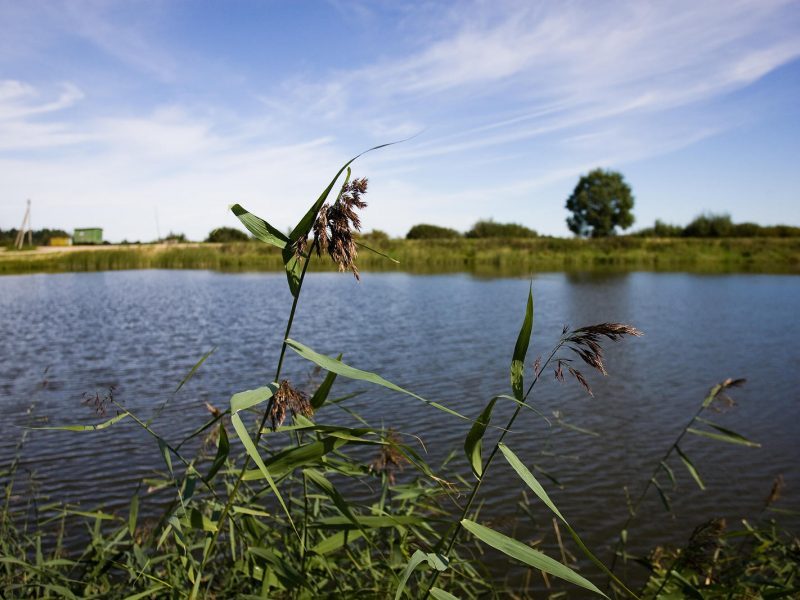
204 422 229 483
687 427 760 447
30 412 129 431
355 240 400 263
229 204 289 248
511 285 534 401
464 397 498 478
430 588 460 600
304 468 362 534
128 493 139 537
175 346 216 393
461 519 607 597
395 549 448 600
675 445 705 490
285 338 469 421
694 418 761 447
310 353 342 409
229 384 295 534
499 443 638 598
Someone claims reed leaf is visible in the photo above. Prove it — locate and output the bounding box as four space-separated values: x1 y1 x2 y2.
675 445 705 490
310 353 342 409
395 549 449 600
686 426 760 447
499 443 638 598
31 412 129 431
204 422 229 483
464 397 497 478
128 493 139 537
461 519 607 597
229 384 294 532
694 418 761 447
355 240 400 263
175 347 216 393
430 588 460 600
285 338 468 421
511 285 533 401
229 204 289 248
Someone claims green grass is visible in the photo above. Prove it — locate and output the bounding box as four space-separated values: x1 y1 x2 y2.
1 237 799 276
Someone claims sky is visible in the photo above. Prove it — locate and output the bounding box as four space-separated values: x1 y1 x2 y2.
1 0 799 241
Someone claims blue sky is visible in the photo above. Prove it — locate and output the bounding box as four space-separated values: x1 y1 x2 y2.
1 0 799 241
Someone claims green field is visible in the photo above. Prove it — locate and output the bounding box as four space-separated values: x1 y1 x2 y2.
2 237 799 275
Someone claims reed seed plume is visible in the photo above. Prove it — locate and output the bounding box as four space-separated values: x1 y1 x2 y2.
371 429 407 485
563 322 643 376
81 385 117 416
765 474 784 509
269 379 313 429
308 177 369 279
683 518 726 577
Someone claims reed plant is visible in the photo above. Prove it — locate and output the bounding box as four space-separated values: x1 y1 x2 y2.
1 150 792 599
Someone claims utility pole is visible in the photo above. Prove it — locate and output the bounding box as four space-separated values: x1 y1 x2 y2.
14 199 32 249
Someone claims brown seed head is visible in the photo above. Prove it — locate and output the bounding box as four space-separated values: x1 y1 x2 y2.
562 322 642 376
371 429 407 485
269 380 313 430
310 177 368 279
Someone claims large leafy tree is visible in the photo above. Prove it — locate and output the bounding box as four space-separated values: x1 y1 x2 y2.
565 169 635 237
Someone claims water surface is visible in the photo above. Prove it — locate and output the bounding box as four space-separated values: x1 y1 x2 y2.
1 270 798 588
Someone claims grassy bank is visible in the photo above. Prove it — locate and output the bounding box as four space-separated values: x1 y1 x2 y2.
1 236 799 275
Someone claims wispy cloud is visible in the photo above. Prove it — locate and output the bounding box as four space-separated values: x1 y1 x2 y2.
0 0 798 238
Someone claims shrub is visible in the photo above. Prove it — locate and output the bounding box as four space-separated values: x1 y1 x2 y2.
406 223 462 239
206 226 250 243
465 219 537 238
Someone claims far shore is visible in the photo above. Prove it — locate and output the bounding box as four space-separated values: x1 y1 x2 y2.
1 237 799 276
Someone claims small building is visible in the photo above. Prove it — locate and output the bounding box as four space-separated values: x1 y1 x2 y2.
73 228 103 245
49 236 72 246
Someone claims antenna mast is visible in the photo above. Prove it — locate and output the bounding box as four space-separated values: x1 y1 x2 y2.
14 199 32 249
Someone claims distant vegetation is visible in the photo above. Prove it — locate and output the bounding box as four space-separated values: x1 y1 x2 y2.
0 227 69 247
406 223 462 239
465 219 538 238
635 213 800 238
206 226 250 243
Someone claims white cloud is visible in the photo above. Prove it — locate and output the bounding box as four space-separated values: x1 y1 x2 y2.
1 0 798 238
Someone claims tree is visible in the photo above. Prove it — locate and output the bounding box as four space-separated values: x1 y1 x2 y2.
565 169 634 237
465 219 537 238
406 224 461 239
206 227 249 243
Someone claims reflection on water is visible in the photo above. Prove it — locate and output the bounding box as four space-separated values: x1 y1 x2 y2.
1 270 798 587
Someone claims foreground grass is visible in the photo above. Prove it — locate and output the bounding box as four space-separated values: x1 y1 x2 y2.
1 237 799 275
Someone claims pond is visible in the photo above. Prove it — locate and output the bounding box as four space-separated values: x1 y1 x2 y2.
1 270 798 588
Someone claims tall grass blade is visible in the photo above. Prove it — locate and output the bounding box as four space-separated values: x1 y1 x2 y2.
355 240 400 263
395 549 449 600
461 519 607 597
694 418 761 447
511 286 533 401
175 347 216 393
128 493 139 537
310 354 342 409
464 397 498 478
304 469 361 533
229 384 295 533
499 443 639 598
430 588 460 600
686 427 760 447
230 204 289 248
31 412 129 431
285 338 468 421
204 422 229 483
675 446 705 490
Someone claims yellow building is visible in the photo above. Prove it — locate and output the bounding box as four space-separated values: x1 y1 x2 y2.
49 236 72 246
